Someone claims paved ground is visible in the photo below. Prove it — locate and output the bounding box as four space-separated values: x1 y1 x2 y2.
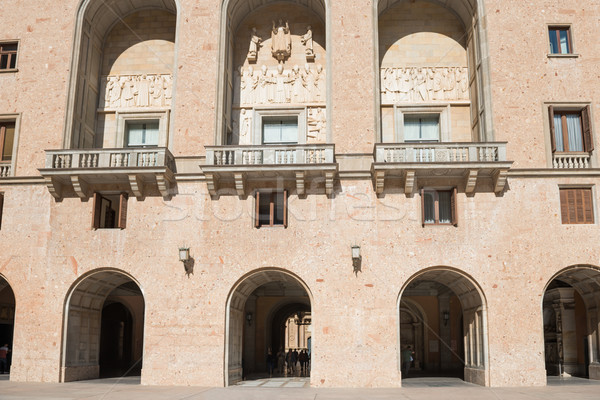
0 376 600 399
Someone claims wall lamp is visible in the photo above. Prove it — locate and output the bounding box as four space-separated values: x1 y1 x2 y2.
246 312 253 326
179 246 193 275
443 311 450 326
351 245 362 275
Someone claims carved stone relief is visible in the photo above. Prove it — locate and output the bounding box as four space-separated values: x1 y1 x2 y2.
247 27 262 62
236 64 325 106
100 74 173 109
307 107 326 143
380 67 469 103
300 25 314 61
271 19 292 63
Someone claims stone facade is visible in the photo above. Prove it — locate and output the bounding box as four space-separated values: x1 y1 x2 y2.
0 0 599 390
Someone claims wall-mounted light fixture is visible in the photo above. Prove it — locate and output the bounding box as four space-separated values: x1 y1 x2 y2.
443 311 450 326
179 246 193 275
246 312 253 326
351 245 362 275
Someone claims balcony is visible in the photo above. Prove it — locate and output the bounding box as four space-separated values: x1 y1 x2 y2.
0 163 10 178
39 148 176 199
372 142 512 195
553 153 591 169
201 144 337 197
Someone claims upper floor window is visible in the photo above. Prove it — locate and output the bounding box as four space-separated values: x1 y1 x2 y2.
255 190 287 228
559 188 594 224
0 121 15 162
404 115 440 142
549 106 593 153
421 188 457 226
126 121 159 148
262 117 298 145
0 42 18 71
548 26 572 55
92 192 128 229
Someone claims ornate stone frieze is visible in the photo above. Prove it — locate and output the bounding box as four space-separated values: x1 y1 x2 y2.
100 74 173 109
380 67 469 103
236 64 325 105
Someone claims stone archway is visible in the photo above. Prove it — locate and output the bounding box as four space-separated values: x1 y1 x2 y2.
225 268 313 385
61 269 145 382
398 267 488 386
0 276 15 375
542 265 600 380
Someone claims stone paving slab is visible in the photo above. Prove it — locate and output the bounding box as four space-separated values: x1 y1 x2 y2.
0 377 599 400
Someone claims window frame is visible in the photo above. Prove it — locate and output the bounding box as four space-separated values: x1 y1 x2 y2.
0 41 19 72
547 25 576 57
0 192 4 230
0 114 21 177
115 111 170 149
395 105 450 143
254 190 288 228
544 103 594 167
252 108 306 145
92 192 128 230
559 187 595 225
421 188 457 227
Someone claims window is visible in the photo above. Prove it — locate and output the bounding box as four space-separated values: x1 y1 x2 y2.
404 114 440 142
549 106 593 153
126 121 159 147
548 26 572 55
0 42 17 71
560 188 594 224
255 190 287 228
0 193 3 229
0 121 15 162
262 117 298 144
92 192 128 229
421 188 457 226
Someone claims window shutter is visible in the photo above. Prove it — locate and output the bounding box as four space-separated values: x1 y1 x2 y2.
548 106 556 153
567 189 577 223
451 187 458 226
117 193 128 229
421 188 425 227
0 193 4 230
283 189 288 228
582 105 594 152
254 191 260 228
559 189 569 224
92 192 101 229
583 188 594 223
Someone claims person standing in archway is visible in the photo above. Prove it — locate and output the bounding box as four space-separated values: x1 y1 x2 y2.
0 344 9 374
401 345 414 378
266 348 275 378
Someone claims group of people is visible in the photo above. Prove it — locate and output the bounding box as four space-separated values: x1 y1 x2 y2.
267 347 310 377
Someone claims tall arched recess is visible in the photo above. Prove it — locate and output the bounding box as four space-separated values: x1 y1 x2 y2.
215 0 331 146
398 267 489 386
64 0 179 150
374 0 494 143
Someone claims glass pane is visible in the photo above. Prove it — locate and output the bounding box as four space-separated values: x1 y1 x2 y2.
9 54 16 69
127 122 159 147
404 115 439 142
565 114 583 151
263 118 298 144
420 116 440 141
424 192 435 224
1 124 15 161
553 114 564 151
280 122 298 143
0 54 7 70
438 191 452 224
258 193 272 226
559 30 570 53
548 29 559 54
404 117 420 141
274 191 285 225
1 44 17 52
263 122 282 143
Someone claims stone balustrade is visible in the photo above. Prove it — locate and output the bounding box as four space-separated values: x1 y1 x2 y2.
45 148 174 170
553 153 591 169
374 142 507 164
0 163 11 177
205 144 334 166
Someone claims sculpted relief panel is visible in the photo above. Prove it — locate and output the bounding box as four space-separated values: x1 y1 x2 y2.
380 67 469 104
100 74 173 109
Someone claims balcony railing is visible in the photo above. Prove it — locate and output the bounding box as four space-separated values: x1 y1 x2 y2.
202 144 337 196
40 148 175 199
205 144 334 166
372 142 511 195
45 148 175 170
553 153 591 169
375 142 507 164
0 163 11 178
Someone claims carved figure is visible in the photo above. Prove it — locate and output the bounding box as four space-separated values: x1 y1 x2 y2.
150 75 164 106
314 64 325 102
258 65 271 104
137 74 150 107
414 68 428 101
300 25 314 60
239 109 252 144
107 76 121 108
308 107 326 142
291 65 305 103
271 19 291 63
248 27 262 62
273 64 293 103
457 67 469 100
443 67 455 100
398 68 412 101
303 64 314 101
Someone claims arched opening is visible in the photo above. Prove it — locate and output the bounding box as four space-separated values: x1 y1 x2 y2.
376 0 492 143
65 0 178 149
225 269 312 386
542 266 600 380
61 270 145 382
0 277 15 376
398 268 488 386
217 0 328 145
